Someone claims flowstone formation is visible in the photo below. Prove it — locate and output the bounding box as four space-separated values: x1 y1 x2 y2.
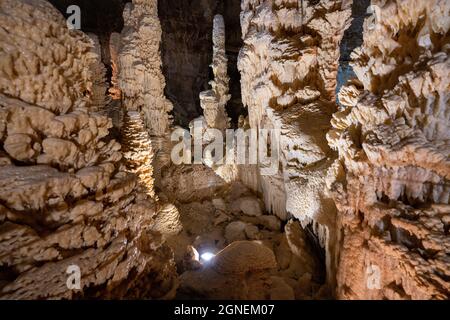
328 0 450 299
238 0 353 287
0 0 448 302
0 0 177 299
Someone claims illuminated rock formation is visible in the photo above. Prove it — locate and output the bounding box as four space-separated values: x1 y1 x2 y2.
0 0 177 299
109 32 122 101
121 111 156 198
117 0 173 180
328 0 450 299
238 0 353 287
199 14 231 132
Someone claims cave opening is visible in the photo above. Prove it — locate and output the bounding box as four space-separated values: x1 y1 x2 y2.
158 0 246 129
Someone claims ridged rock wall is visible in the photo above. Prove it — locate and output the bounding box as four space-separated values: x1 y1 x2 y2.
237 0 353 287
328 0 450 299
0 0 176 299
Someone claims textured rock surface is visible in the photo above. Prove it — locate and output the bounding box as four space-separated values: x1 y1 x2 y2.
0 0 177 299
86 33 109 113
117 0 174 181
121 111 156 198
328 0 450 299
160 167 327 299
238 0 353 288
199 14 231 132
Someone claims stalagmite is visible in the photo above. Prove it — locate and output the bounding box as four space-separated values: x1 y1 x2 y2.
0 0 177 299
121 111 156 198
0 0 448 302
117 0 174 182
107 32 124 129
199 14 231 132
328 0 450 299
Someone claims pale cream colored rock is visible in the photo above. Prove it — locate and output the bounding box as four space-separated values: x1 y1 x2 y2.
86 33 109 113
213 241 278 274
212 198 227 212
199 14 231 132
0 0 177 299
121 111 155 197
232 196 263 217
150 203 183 238
328 0 450 300
238 0 353 289
117 0 173 178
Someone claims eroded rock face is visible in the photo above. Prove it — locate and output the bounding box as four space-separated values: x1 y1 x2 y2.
328 0 450 299
237 0 353 287
0 0 177 299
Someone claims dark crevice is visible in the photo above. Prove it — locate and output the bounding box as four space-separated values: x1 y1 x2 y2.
159 0 245 128
48 0 130 99
336 0 370 104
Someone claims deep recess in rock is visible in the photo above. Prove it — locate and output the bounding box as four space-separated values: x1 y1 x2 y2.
159 0 245 128
336 0 370 102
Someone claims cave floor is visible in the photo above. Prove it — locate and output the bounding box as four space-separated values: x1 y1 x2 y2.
158 164 329 300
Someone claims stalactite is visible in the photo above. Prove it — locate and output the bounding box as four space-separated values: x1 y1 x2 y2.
328 0 450 299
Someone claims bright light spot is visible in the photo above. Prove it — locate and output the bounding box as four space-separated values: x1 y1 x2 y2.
200 252 215 262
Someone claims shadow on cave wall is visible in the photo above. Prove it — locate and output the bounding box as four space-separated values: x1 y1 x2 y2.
159 0 246 128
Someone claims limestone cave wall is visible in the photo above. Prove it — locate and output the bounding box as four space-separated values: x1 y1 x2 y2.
0 0 448 301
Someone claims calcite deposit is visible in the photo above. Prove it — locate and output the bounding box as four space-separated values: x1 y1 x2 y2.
117 0 174 179
199 14 231 132
87 33 110 113
328 0 450 299
0 0 177 299
237 0 353 287
0 0 448 301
